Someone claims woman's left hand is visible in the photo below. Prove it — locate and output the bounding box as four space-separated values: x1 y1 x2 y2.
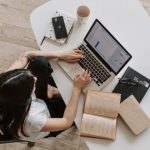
59 49 84 63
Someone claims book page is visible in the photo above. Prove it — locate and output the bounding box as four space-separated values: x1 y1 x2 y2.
84 91 121 118
80 114 117 140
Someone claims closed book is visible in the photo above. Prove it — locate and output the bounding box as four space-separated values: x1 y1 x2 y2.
113 67 150 103
119 95 150 135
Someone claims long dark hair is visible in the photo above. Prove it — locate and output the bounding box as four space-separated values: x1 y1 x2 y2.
0 69 34 138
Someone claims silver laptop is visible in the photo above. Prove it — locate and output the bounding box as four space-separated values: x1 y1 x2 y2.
58 19 132 91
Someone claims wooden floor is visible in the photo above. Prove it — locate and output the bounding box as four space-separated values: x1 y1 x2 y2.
0 0 48 72
0 0 48 48
0 0 150 149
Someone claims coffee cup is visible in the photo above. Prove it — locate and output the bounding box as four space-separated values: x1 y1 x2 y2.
77 5 90 24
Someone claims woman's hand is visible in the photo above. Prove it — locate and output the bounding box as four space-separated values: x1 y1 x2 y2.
41 69 92 132
73 70 92 90
59 49 84 63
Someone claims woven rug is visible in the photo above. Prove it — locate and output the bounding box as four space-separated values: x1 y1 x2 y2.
0 126 89 150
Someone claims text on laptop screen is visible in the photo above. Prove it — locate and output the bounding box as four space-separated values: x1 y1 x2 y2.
85 21 131 74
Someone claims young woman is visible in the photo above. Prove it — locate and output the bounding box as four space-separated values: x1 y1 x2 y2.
0 49 91 141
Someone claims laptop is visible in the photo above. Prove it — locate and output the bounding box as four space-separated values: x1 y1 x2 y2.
58 19 132 91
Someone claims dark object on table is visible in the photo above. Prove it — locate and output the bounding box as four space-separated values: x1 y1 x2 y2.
52 16 67 39
113 67 150 103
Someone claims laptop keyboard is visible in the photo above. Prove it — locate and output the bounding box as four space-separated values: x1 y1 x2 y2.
78 44 111 86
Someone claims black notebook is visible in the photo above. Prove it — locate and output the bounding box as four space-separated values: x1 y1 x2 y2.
113 67 150 103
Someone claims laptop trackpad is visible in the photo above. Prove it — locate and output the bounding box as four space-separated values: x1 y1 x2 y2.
58 60 83 79
68 64 83 79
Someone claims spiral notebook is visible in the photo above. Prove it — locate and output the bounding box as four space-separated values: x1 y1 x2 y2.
113 67 150 103
44 11 75 44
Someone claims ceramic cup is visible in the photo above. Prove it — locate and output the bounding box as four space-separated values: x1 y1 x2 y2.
77 5 90 24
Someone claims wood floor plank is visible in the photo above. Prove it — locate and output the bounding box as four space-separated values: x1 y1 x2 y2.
0 22 2 33
0 40 38 72
0 23 39 49
0 5 31 29
0 0 48 12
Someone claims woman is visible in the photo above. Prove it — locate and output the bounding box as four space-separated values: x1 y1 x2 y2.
0 49 91 141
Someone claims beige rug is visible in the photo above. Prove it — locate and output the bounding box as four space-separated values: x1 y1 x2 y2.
0 126 89 150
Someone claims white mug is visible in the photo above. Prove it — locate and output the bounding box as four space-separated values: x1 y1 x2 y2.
77 5 90 24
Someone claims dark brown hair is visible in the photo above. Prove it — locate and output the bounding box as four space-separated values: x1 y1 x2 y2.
0 69 34 138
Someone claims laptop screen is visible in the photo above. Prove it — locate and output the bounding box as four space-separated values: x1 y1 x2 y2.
85 19 132 74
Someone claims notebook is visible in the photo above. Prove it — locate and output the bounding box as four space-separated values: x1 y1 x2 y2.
113 67 150 102
58 19 132 92
44 11 75 44
80 91 121 140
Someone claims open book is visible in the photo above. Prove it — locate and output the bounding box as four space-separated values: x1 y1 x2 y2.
80 91 121 140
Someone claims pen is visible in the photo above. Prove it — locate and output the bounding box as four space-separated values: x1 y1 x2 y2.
40 36 46 45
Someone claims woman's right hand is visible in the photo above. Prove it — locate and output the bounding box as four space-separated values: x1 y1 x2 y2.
59 49 84 63
73 70 92 90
